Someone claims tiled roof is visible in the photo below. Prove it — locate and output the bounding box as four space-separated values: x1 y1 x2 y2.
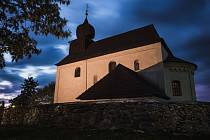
164 56 197 69
77 64 169 100
160 38 197 68
56 24 161 66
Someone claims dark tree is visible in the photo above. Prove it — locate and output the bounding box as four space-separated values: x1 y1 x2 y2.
32 82 55 104
10 77 39 106
21 77 39 95
0 0 71 68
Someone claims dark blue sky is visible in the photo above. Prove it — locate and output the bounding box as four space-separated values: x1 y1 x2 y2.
0 0 210 104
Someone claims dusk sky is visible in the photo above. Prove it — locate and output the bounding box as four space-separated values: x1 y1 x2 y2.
0 0 210 104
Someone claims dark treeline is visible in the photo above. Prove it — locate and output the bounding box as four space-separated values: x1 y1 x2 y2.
9 77 55 107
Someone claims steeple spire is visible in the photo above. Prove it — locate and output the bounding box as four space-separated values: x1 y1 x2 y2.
76 3 95 40
85 4 89 19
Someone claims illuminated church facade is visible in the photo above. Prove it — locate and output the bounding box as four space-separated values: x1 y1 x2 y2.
54 14 197 103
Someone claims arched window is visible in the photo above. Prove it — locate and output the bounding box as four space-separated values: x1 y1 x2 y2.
171 80 182 96
134 60 140 71
109 61 116 72
93 75 98 84
75 67 81 77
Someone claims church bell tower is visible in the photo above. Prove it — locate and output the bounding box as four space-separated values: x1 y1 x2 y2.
69 5 95 55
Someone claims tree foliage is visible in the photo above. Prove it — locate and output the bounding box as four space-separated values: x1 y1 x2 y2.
0 0 71 68
32 82 55 104
10 77 39 106
9 81 55 106
21 77 39 95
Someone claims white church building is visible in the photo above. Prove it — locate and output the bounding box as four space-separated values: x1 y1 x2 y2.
54 14 197 103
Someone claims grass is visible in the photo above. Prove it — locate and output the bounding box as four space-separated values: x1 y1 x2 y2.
0 127 209 140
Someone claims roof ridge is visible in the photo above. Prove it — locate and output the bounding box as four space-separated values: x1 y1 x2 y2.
115 64 168 97
93 24 159 45
57 24 162 66
77 64 169 100
164 56 197 69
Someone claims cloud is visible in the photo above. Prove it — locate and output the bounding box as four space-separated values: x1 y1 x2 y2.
0 93 17 100
1 65 56 100
88 1 120 19
177 32 210 86
33 34 69 47
5 44 66 67
4 53 12 62
182 32 210 64
60 0 122 40
0 80 13 89
5 65 56 79
120 0 209 26
54 44 69 55
0 91 21 106
196 84 210 102
0 69 22 87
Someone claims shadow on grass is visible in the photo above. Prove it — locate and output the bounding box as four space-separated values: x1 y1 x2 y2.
0 127 209 140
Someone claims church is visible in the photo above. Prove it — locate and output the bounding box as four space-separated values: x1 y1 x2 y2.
53 13 197 103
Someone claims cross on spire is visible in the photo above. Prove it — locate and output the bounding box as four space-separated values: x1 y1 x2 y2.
85 4 89 18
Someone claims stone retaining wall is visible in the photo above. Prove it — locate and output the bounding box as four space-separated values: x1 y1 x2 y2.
1 101 210 135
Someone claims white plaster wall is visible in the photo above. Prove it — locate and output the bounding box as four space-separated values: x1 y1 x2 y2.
54 42 164 103
164 64 196 101
53 67 59 103
54 61 87 103
138 63 165 92
86 43 163 89
189 71 196 101
161 44 169 60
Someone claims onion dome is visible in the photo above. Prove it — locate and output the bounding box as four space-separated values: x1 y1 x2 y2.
76 17 95 39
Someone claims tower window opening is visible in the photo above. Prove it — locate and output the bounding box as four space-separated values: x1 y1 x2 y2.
93 75 98 84
172 80 182 96
75 67 81 77
134 60 140 71
109 61 117 72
